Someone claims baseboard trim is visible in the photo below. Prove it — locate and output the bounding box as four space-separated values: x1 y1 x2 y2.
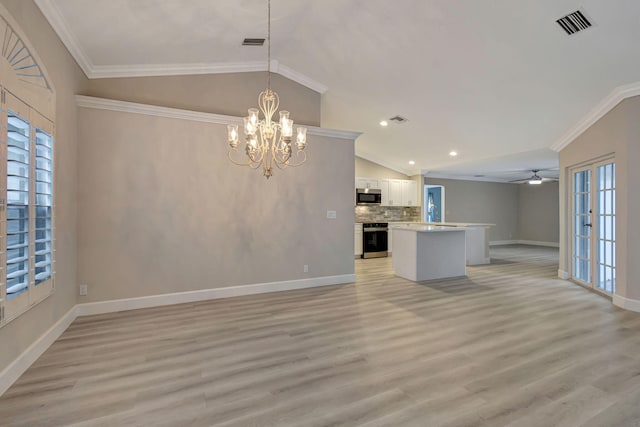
518 240 560 248
0 305 77 397
613 295 640 312
489 240 518 246
558 270 570 280
490 240 559 248
76 274 356 316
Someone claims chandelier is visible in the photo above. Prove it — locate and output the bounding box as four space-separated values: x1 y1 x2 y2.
226 0 308 179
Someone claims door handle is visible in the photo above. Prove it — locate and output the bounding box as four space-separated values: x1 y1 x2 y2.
584 223 592 227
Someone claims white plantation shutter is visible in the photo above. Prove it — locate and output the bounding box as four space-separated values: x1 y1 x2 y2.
5 110 30 299
34 128 52 284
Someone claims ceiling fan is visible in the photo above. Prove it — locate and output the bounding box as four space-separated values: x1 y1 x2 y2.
509 170 558 185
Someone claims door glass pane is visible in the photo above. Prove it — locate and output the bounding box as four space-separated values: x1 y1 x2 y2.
573 169 591 283
596 162 616 293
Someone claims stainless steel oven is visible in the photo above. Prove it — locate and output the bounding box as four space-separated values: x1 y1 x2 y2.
362 222 388 258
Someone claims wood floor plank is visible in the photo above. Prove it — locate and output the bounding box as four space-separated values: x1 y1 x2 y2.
1 245 639 426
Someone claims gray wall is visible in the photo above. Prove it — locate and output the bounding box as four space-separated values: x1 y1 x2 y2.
517 182 559 243
86 72 321 127
423 178 520 242
76 108 355 302
559 96 632 299
0 0 86 372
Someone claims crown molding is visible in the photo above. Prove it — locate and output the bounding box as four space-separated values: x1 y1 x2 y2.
270 60 328 94
34 0 93 76
551 81 640 152
88 60 329 94
89 62 266 79
75 95 360 140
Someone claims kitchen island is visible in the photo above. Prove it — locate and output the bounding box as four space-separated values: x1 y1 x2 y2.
392 222 493 265
391 224 466 281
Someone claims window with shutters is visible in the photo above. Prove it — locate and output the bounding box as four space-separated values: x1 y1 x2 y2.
0 9 55 326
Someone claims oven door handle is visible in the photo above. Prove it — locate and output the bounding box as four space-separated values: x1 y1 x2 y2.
363 228 388 232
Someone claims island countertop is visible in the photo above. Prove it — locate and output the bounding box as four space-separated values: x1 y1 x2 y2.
390 222 494 228
392 224 467 233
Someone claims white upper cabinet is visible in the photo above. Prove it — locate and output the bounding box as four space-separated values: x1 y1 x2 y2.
379 179 416 206
355 178 380 190
380 179 399 206
401 180 418 206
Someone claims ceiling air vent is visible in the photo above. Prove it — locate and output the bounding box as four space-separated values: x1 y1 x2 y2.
556 10 592 35
389 115 408 124
242 38 265 46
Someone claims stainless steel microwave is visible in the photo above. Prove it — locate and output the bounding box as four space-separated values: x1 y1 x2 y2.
356 188 382 205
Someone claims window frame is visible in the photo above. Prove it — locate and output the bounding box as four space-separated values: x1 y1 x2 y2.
0 88 55 326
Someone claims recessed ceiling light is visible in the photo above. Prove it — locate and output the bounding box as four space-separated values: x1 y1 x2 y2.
449 151 458 157
408 160 415 165
380 120 388 127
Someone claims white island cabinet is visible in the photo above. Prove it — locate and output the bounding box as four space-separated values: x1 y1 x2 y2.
355 223 363 257
393 222 493 265
391 225 467 281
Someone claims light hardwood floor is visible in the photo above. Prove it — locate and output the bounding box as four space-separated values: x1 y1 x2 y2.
2 245 640 426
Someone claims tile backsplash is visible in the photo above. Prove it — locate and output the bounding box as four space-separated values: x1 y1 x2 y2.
355 206 422 223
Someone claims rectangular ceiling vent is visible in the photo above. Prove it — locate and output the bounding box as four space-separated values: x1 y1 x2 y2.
242 38 265 46
389 115 408 124
556 10 592 35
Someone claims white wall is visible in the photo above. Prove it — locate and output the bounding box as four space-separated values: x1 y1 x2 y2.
355 156 409 180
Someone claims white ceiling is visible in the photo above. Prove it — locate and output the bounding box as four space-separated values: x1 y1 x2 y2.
36 0 640 181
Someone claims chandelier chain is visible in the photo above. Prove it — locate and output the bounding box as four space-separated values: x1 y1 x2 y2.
267 0 271 91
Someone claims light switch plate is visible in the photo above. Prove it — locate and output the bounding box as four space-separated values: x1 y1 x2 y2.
326 210 337 219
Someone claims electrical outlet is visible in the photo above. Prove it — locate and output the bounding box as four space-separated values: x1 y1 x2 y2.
79 284 88 296
326 210 337 219
303 264 309 273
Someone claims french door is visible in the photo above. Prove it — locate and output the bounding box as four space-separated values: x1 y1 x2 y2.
571 160 616 294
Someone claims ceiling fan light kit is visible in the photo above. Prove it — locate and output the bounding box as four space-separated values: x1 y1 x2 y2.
528 175 543 185
508 169 558 184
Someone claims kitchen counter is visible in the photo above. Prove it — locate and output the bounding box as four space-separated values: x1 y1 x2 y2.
392 226 466 281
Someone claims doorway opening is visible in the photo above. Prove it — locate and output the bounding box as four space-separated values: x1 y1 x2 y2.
424 185 445 223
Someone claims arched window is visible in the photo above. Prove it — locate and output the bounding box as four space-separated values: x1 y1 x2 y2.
0 7 55 325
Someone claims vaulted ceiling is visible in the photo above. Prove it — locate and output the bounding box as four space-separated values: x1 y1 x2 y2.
36 0 640 181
